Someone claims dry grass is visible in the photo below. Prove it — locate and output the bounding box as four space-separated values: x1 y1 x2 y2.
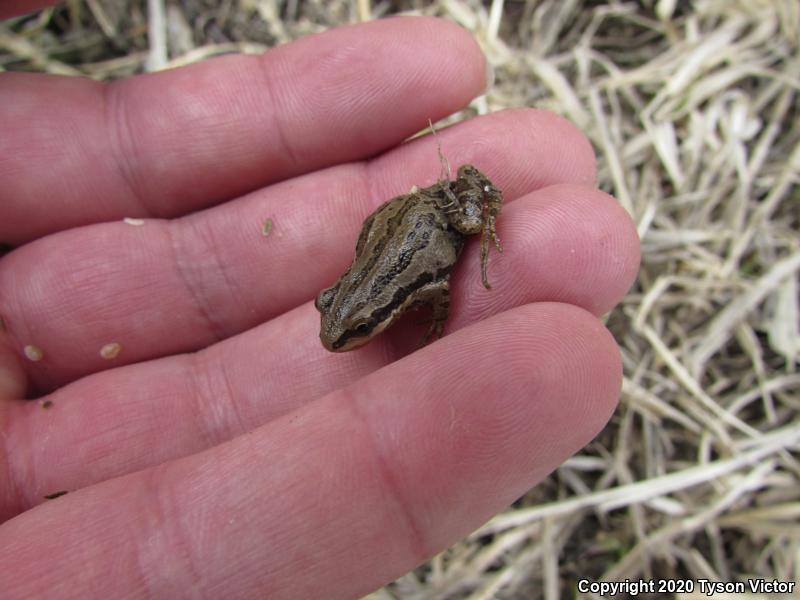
2 1 799 598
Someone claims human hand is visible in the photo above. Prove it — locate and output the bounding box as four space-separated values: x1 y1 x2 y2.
0 10 639 599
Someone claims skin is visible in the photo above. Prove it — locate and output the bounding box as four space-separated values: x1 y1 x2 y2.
0 6 640 600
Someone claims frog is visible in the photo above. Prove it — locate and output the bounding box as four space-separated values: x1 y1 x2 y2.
315 164 502 352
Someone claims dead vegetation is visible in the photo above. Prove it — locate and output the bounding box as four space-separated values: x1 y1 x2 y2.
2 1 798 598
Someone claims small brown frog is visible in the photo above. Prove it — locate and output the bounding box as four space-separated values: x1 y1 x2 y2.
315 165 502 352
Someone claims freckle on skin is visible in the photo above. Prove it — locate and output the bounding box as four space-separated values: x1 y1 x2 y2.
100 342 122 359
123 217 145 226
24 345 44 361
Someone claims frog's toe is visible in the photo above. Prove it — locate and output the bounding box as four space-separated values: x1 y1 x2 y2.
420 320 445 347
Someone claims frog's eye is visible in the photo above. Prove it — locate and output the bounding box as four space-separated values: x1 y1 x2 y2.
353 321 371 335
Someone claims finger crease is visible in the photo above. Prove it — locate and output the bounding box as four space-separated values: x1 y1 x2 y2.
163 222 227 343
191 218 252 324
254 54 301 171
103 81 156 216
136 464 205 595
188 351 247 446
342 388 430 562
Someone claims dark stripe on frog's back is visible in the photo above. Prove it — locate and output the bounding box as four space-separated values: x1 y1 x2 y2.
341 194 413 292
354 207 379 257
365 214 430 301
333 265 452 350
350 192 439 290
354 198 462 324
330 202 392 296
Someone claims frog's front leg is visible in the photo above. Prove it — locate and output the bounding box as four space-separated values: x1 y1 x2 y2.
410 278 451 346
436 180 461 215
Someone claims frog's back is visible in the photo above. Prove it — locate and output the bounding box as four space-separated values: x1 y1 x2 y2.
324 191 459 321
356 192 439 254
354 192 463 292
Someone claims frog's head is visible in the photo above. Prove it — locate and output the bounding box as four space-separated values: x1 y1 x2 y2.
456 164 498 193
315 284 390 352
457 164 482 179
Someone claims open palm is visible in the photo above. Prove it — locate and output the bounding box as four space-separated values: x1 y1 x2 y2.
0 10 639 600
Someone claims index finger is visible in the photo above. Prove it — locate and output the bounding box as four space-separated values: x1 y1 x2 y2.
0 17 487 244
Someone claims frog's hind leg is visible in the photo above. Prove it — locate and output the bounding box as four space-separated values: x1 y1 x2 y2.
412 279 451 347
479 186 503 289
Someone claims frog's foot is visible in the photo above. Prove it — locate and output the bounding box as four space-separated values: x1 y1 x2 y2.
437 181 461 215
411 279 450 347
420 319 446 347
